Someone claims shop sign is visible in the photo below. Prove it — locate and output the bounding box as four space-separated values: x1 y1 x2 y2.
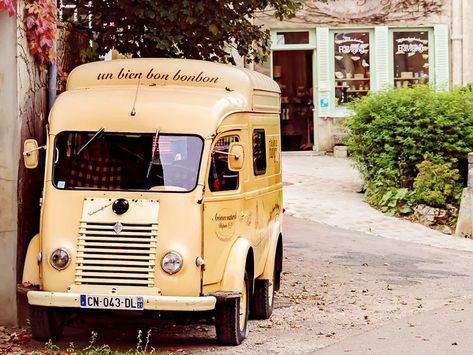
395 37 428 54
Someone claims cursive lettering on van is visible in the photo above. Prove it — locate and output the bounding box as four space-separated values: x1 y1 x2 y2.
88 202 113 216
97 72 114 80
214 212 237 222
173 70 219 84
117 68 143 80
146 68 170 80
95 67 220 85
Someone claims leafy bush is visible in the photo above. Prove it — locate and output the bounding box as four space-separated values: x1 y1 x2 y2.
345 85 473 212
413 160 462 207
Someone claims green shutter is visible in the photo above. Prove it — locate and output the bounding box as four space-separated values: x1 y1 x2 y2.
374 26 389 91
434 24 450 91
316 27 330 116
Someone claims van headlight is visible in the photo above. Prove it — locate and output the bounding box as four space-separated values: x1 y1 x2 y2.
50 248 71 270
161 251 183 275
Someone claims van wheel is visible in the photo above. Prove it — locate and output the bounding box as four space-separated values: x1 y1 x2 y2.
250 279 274 319
30 306 64 341
215 272 249 345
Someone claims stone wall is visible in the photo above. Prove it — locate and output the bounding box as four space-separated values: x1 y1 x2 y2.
0 11 20 325
15 2 49 324
0 3 48 324
256 0 449 28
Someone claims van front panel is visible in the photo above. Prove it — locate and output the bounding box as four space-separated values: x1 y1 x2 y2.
39 131 205 297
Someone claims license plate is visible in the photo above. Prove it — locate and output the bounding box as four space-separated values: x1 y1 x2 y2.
80 295 144 310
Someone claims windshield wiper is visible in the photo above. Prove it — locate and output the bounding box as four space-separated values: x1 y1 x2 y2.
74 127 104 159
146 128 160 178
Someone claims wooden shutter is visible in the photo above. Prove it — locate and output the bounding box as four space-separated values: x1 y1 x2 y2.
316 27 330 117
374 26 390 91
434 24 450 91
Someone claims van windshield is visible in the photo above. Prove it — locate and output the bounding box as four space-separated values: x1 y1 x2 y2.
53 131 203 192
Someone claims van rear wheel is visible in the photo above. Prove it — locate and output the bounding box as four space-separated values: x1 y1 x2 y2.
215 271 249 345
250 279 274 319
30 306 64 341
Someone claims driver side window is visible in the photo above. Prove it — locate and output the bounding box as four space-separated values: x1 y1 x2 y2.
208 135 239 192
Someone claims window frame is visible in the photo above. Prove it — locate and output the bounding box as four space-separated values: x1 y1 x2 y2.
388 27 435 88
252 129 267 176
270 29 316 52
52 130 205 193
208 133 241 193
329 28 375 114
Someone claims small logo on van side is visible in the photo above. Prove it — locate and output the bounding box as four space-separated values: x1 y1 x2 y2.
213 208 237 241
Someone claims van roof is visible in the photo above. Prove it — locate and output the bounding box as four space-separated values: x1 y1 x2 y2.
52 59 280 135
49 85 259 137
67 58 280 96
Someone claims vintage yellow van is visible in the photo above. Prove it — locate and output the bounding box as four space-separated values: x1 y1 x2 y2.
22 58 283 345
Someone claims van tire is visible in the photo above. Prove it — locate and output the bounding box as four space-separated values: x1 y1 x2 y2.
30 306 64 341
215 271 249 345
250 279 274 319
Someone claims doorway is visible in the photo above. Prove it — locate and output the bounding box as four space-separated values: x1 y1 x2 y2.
273 50 314 151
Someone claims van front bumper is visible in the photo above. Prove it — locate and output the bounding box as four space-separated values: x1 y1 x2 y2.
27 291 217 311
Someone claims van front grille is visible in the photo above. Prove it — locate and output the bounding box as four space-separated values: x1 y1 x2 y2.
75 221 158 287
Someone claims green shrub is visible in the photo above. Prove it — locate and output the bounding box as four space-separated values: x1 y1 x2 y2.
413 160 462 207
345 85 473 212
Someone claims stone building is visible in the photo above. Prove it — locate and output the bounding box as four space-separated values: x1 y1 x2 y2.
254 0 471 152
0 4 47 325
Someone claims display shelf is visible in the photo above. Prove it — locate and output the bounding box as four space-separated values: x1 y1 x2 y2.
335 78 370 81
394 77 429 80
336 86 370 92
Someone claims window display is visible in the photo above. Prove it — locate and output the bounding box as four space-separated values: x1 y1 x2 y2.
393 31 429 87
334 32 371 106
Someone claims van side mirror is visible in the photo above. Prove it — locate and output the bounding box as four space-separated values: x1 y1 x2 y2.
23 139 40 169
228 143 244 171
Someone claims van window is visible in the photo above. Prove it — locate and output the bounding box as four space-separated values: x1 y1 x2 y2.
253 129 267 176
53 131 203 192
209 135 239 192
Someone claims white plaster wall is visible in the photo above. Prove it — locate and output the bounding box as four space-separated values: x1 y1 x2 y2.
0 12 19 325
463 0 473 84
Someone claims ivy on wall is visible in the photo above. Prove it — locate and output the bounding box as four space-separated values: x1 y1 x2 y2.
0 0 57 67
24 0 57 66
0 0 16 16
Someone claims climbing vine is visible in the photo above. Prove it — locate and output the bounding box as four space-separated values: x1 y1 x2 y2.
0 0 16 16
1 0 57 66
24 0 57 66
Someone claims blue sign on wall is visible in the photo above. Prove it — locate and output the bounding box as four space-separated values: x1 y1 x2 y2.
320 98 329 108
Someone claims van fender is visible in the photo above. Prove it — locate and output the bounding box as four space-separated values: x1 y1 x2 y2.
219 238 252 293
22 234 41 286
259 218 282 281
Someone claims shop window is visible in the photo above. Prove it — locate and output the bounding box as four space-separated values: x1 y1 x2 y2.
208 136 239 192
334 32 371 106
253 129 267 176
276 31 310 45
393 31 429 87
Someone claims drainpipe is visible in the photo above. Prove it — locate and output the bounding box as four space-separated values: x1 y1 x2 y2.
48 0 58 111
452 0 463 87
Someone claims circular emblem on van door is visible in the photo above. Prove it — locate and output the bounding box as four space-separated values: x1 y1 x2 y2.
112 198 129 215
213 208 237 241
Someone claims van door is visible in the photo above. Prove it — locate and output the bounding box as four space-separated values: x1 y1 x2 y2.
203 133 245 286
